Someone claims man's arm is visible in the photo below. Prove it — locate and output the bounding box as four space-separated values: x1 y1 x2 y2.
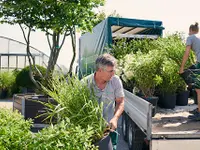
109 97 124 130
179 45 191 73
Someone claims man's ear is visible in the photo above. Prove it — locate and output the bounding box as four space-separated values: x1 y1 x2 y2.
98 68 103 72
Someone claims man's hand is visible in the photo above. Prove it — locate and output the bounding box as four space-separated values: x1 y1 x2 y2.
179 68 184 74
109 97 124 131
109 116 118 131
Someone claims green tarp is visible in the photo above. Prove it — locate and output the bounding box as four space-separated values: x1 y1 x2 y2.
78 17 165 78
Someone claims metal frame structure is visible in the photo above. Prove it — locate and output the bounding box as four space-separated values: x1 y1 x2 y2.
0 36 60 71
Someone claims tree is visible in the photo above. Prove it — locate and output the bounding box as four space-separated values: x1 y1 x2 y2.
0 0 105 89
90 10 122 28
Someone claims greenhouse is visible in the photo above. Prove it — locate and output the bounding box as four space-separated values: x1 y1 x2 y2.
0 36 58 71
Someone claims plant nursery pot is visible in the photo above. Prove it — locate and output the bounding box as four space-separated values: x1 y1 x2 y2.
0 89 8 99
159 93 176 109
95 134 113 150
176 90 189 106
192 90 198 104
179 70 194 85
180 67 200 85
142 96 158 117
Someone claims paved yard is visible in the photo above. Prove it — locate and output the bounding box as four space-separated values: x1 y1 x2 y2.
0 99 13 109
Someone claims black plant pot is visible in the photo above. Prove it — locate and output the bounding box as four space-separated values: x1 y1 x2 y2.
142 96 159 117
159 93 176 109
95 134 113 150
179 70 194 85
0 89 8 99
192 90 198 104
176 90 189 106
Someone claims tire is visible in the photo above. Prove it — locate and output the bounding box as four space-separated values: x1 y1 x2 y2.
127 119 145 150
122 112 128 141
128 120 134 149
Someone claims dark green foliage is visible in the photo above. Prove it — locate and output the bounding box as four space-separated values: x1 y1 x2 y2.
15 65 47 89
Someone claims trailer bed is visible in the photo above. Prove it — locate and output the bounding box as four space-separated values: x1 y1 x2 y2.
152 99 200 138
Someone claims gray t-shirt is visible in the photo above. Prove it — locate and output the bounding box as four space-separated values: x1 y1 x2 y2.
83 73 124 122
186 34 200 62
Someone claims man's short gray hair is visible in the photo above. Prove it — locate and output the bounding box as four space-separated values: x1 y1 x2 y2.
95 53 117 71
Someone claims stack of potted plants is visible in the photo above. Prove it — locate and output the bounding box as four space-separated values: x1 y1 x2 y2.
157 60 180 109
129 50 163 116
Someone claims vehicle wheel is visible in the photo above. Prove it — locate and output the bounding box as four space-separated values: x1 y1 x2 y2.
128 120 134 149
127 120 145 150
122 112 128 141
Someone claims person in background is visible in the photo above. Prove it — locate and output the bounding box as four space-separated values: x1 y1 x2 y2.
83 53 124 150
179 22 200 120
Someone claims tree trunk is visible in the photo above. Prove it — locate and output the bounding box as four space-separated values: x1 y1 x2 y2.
69 26 76 75
19 24 41 90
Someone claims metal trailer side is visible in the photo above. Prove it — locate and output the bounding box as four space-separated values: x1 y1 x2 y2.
123 90 200 150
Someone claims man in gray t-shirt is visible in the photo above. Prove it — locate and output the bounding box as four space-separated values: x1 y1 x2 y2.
83 53 124 150
186 34 200 62
84 73 124 122
180 22 200 120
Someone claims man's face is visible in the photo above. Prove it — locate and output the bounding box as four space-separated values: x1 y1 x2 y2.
100 65 115 81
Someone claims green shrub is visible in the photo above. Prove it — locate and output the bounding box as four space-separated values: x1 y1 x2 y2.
29 119 97 150
0 71 15 90
0 71 16 97
158 60 180 95
112 33 192 95
15 65 47 89
111 38 156 60
155 33 195 67
130 50 163 97
0 109 33 150
0 109 98 150
10 69 21 95
41 75 107 143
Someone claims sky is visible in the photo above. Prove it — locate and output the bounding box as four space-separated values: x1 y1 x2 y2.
0 0 200 70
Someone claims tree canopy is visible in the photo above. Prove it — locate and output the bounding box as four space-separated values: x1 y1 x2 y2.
0 0 105 89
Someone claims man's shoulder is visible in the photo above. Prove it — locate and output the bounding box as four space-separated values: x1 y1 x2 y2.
187 34 199 40
81 73 94 83
111 75 120 80
110 75 122 84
